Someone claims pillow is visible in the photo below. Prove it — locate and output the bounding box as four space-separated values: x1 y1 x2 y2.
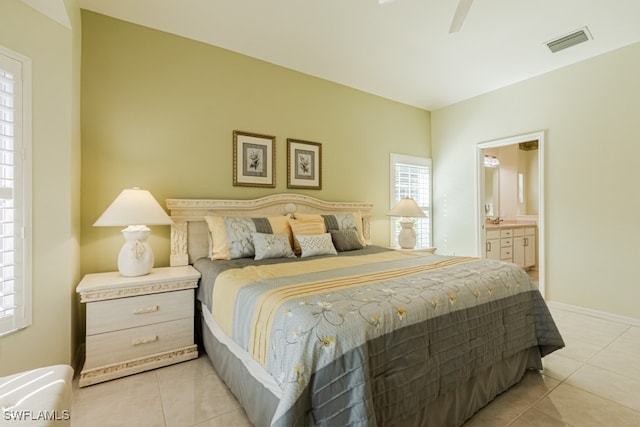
296 212 367 247
252 232 296 260
289 216 327 254
330 228 364 252
296 233 337 258
204 215 293 260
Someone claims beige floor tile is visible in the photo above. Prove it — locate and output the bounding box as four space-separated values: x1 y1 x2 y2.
534 383 640 427
191 409 252 427
608 326 640 353
553 336 604 362
462 371 559 426
156 355 216 388
509 408 571 426
541 352 583 382
159 369 241 427
619 326 640 342
588 343 640 382
565 364 640 413
72 371 165 427
553 313 628 348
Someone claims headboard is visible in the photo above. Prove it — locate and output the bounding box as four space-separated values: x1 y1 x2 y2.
166 193 374 266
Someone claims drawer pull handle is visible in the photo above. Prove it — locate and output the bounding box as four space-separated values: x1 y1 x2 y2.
132 335 158 346
133 305 159 315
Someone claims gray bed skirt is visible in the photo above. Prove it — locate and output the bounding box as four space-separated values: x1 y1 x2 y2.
200 307 543 427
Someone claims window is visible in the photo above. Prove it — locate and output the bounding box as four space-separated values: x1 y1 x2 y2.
0 47 31 337
389 153 432 248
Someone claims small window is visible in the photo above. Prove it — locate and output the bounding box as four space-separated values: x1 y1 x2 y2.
389 153 432 248
0 46 32 337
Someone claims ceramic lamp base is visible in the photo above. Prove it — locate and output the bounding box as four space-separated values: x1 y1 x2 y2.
397 220 416 249
118 225 154 277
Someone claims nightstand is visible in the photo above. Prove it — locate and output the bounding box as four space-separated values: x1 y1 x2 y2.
77 265 201 387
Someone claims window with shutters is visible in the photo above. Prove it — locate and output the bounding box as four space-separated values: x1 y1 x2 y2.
0 46 32 337
389 153 432 248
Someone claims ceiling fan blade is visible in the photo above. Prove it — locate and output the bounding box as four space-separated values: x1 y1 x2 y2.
449 0 474 33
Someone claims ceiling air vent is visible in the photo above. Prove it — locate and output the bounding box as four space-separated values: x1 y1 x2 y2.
546 27 592 53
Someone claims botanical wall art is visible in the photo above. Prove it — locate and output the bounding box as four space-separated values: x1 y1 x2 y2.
233 130 276 188
287 139 322 190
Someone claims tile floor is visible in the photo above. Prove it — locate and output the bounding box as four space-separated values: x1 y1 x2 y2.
71 306 640 426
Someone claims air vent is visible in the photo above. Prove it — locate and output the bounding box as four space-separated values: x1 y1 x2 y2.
546 27 592 53
519 141 538 151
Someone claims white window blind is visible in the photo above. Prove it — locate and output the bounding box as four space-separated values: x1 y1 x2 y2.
0 47 31 337
390 153 432 248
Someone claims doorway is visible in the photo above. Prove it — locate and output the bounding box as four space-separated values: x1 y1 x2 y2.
477 131 545 297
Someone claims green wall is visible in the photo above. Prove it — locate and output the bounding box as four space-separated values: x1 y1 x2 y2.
81 11 431 274
0 0 81 375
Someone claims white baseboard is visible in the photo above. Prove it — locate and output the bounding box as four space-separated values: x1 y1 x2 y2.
547 301 640 328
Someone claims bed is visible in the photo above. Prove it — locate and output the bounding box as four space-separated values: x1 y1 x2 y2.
166 194 564 426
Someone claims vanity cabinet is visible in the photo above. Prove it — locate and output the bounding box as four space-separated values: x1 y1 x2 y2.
485 229 501 260
485 225 536 269
513 227 536 269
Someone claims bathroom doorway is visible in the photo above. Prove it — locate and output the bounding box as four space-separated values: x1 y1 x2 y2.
477 131 545 297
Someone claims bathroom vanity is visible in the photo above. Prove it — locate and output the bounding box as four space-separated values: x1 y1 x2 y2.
485 224 536 269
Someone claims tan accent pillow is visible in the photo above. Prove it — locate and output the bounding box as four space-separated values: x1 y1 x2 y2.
295 212 367 246
289 216 326 254
204 216 230 260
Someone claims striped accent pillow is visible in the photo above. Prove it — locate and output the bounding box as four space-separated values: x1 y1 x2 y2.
296 233 337 258
289 217 327 254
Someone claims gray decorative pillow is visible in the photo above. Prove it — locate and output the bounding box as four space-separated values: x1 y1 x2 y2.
321 212 367 247
224 217 256 259
330 228 363 252
296 233 337 258
205 215 292 260
252 232 296 260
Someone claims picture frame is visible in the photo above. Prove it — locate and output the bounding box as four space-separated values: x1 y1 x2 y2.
233 130 276 188
287 139 322 190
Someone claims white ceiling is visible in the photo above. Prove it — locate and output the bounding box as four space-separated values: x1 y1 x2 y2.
77 0 640 111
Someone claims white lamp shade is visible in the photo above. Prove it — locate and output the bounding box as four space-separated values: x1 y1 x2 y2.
94 188 172 227
387 197 427 218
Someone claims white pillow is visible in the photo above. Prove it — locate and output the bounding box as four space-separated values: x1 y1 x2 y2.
296 233 337 258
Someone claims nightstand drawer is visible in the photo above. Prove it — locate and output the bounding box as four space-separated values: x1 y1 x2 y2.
87 289 194 335
84 317 194 369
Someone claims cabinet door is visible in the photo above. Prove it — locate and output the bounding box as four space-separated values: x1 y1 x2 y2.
513 236 525 267
524 234 536 268
486 238 501 260
514 233 536 268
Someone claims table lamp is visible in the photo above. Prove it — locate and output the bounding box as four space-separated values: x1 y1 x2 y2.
387 197 427 249
93 187 172 277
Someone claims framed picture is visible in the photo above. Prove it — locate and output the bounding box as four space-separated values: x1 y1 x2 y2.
287 139 322 190
233 130 276 188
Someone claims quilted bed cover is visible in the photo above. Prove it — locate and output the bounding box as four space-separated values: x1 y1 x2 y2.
195 247 564 426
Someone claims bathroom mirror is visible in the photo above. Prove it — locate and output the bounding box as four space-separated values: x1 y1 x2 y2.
484 166 499 218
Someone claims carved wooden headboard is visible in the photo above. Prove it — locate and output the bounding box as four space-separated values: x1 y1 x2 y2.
166 194 374 266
